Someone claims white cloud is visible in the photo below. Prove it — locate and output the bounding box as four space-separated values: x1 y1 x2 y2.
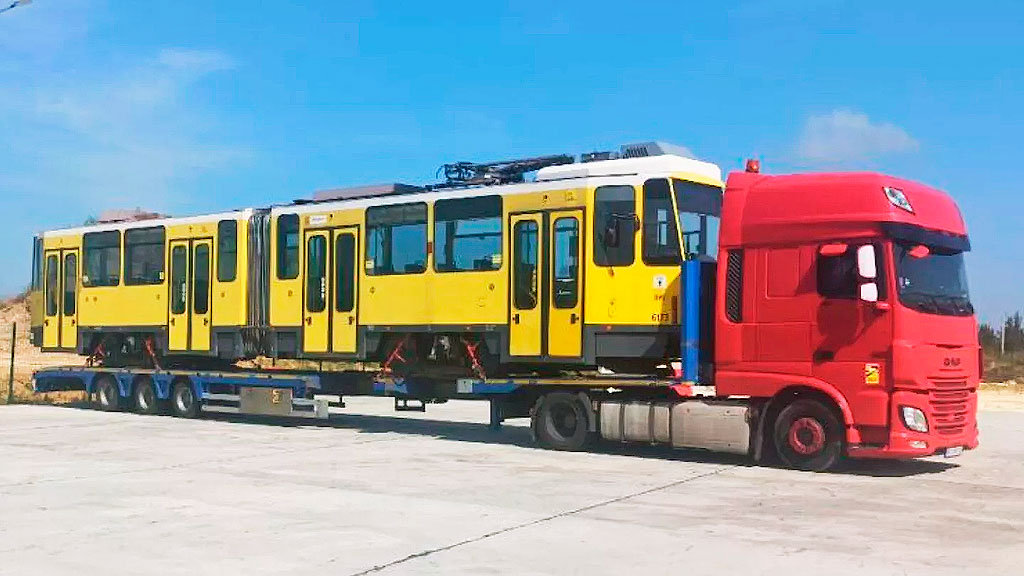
796 110 919 165
1 47 249 214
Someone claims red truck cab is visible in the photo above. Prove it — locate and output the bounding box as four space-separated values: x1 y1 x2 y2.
715 168 979 470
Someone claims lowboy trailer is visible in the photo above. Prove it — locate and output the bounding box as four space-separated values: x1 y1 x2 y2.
32 365 758 460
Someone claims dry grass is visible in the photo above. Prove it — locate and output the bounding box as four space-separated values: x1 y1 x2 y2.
982 351 1024 385
0 299 82 404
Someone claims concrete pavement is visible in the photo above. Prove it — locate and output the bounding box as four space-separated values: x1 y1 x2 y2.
1 400 1022 575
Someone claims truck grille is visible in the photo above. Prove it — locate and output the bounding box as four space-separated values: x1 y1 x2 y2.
929 378 971 436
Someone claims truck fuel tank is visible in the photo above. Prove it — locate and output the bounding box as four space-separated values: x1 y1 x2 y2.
599 400 751 455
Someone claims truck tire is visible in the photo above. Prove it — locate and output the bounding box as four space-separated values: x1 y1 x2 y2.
534 392 592 451
170 380 200 419
133 376 163 415
94 375 121 412
773 398 843 472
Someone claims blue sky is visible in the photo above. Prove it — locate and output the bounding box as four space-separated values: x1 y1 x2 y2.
1 0 1021 322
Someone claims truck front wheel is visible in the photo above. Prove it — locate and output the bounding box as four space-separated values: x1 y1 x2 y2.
773 398 843 472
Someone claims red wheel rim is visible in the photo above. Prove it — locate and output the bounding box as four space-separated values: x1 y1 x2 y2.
788 417 826 455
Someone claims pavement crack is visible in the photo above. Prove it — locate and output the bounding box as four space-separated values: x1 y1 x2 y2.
347 464 738 575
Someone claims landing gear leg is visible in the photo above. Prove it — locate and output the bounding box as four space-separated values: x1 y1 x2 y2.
488 400 503 431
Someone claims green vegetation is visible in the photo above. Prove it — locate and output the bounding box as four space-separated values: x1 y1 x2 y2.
980 312 1024 383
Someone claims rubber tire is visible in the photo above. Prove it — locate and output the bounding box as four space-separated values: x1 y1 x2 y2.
534 392 592 451
170 380 200 419
773 398 843 472
94 375 121 412
133 377 163 415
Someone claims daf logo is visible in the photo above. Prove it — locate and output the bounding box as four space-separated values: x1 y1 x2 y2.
943 357 962 368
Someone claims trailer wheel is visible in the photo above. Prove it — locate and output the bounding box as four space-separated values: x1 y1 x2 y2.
773 398 843 472
170 379 200 419
94 375 121 412
534 392 592 451
133 377 163 416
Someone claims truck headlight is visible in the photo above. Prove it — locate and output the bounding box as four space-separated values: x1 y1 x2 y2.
900 406 929 433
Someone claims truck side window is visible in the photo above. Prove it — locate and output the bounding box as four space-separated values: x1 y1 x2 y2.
817 246 857 299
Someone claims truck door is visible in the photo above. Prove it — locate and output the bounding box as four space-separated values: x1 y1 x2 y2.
812 242 893 427
190 240 213 352
547 209 584 357
303 231 330 354
509 213 543 357
168 241 189 351
59 250 79 350
331 228 359 354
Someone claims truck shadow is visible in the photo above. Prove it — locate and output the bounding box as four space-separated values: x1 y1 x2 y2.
55 402 958 477
200 409 958 478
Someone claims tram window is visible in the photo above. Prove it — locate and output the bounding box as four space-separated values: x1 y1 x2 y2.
45 254 58 317
553 217 579 309
83 230 121 287
366 203 427 275
124 227 165 286
277 214 300 280
194 244 210 315
63 253 77 315
170 246 187 314
335 233 356 312
217 220 238 282
434 196 502 272
642 179 681 265
594 185 636 267
306 235 327 313
513 220 539 310
31 237 42 290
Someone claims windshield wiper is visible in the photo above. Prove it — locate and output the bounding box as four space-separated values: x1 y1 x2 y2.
901 291 943 313
948 295 975 315
901 291 973 316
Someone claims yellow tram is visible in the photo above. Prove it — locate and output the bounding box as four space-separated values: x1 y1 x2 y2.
30 144 724 375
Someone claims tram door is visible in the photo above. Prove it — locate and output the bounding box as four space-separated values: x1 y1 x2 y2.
168 238 213 352
508 209 584 359
42 248 79 350
303 227 360 355
509 214 544 357
546 209 584 357
303 231 331 353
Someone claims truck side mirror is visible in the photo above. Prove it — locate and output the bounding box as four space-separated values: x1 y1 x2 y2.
603 218 620 248
857 245 877 279
859 282 879 303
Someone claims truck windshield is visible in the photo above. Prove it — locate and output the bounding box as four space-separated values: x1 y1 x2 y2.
672 179 722 259
893 243 973 316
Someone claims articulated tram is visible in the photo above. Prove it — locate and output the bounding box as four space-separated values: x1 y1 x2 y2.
30 144 724 377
